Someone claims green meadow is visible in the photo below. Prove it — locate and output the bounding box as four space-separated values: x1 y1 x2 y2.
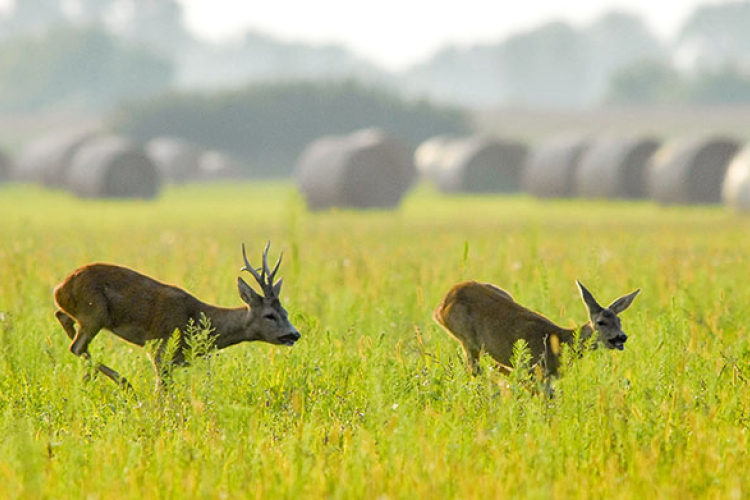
1 182 749 499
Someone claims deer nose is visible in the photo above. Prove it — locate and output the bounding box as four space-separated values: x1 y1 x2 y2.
291 330 301 341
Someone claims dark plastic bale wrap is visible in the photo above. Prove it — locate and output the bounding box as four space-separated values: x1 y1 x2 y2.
647 137 741 205
198 150 246 181
14 129 99 186
0 149 11 183
576 136 661 199
722 146 750 212
435 136 528 193
414 135 456 184
523 136 591 198
146 136 203 183
295 129 415 210
67 135 161 199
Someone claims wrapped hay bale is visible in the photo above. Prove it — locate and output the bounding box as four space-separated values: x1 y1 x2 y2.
295 128 415 210
523 136 591 198
648 137 740 205
722 146 750 212
198 150 246 181
67 135 161 199
576 136 661 199
146 136 202 183
434 136 528 193
15 129 99 186
414 135 456 184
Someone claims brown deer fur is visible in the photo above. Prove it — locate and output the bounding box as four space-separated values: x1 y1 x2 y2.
434 280 639 376
54 243 300 389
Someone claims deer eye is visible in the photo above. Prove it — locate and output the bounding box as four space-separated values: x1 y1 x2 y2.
264 313 277 322
596 320 606 326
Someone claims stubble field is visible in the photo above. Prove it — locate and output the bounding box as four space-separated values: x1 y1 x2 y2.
0 182 749 499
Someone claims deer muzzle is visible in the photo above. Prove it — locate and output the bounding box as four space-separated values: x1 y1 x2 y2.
609 333 628 350
278 330 301 346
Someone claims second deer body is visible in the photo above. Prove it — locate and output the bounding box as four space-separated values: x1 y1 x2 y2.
434 280 639 375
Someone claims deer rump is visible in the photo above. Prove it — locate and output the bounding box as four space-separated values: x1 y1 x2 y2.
55 264 202 347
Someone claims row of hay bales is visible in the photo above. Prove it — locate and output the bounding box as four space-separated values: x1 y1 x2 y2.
418 134 750 210
295 129 750 212
9 130 245 199
14 130 160 199
145 136 245 183
521 135 746 208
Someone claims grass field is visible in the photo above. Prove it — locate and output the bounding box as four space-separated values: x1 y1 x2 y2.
1 182 749 499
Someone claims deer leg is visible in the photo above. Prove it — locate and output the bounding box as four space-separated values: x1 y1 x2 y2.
148 347 175 394
55 309 96 357
68 321 100 357
55 310 132 391
94 363 133 391
55 310 77 341
461 342 482 376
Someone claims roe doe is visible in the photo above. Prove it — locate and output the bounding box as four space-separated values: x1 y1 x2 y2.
54 242 300 389
434 280 639 376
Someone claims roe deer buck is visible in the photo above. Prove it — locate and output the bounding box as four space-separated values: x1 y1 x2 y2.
54 242 300 389
434 280 639 376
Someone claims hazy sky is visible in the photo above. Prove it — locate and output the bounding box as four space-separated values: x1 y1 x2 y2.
180 0 726 69
0 0 728 69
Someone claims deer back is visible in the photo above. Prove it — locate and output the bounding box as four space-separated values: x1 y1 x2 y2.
54 263 206 346
434 280 573 369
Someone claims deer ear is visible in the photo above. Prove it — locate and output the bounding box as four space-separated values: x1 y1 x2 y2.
272 278 283 297
608 289 640 314
577 280 603 316
238 277 263 305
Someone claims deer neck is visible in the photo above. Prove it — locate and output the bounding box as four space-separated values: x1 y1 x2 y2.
556 322 594 347
579 322 594 342
200 305 252 351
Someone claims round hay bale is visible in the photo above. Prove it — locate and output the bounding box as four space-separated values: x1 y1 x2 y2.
198 150 246 181
295 128 415 210
647 137 741 205
145 136 202 183
722 146 750 212
523 136 591 198
414 135 456 184
576 136 661 199
435 136 528 193
67 135 161 199
14 129 99 186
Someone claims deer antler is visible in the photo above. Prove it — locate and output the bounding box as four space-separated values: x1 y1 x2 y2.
241 242 281 297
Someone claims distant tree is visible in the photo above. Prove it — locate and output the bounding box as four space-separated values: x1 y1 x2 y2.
605 59 685 105
112 80 471 177
0 27 173 112
676 1 750 70
176 29 390 90
401 44 506 107
73 0 119 25
500 22 592 107
108 0 194 57
0 0 66 38
586 11 666 98
688 66 750 104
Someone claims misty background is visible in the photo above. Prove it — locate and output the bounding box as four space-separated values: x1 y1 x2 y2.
1 0 750 176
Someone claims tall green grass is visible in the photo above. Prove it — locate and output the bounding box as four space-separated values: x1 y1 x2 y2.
0 182 748 499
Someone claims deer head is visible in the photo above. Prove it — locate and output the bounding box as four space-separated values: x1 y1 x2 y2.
577 281 640 351
237 242 300 346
